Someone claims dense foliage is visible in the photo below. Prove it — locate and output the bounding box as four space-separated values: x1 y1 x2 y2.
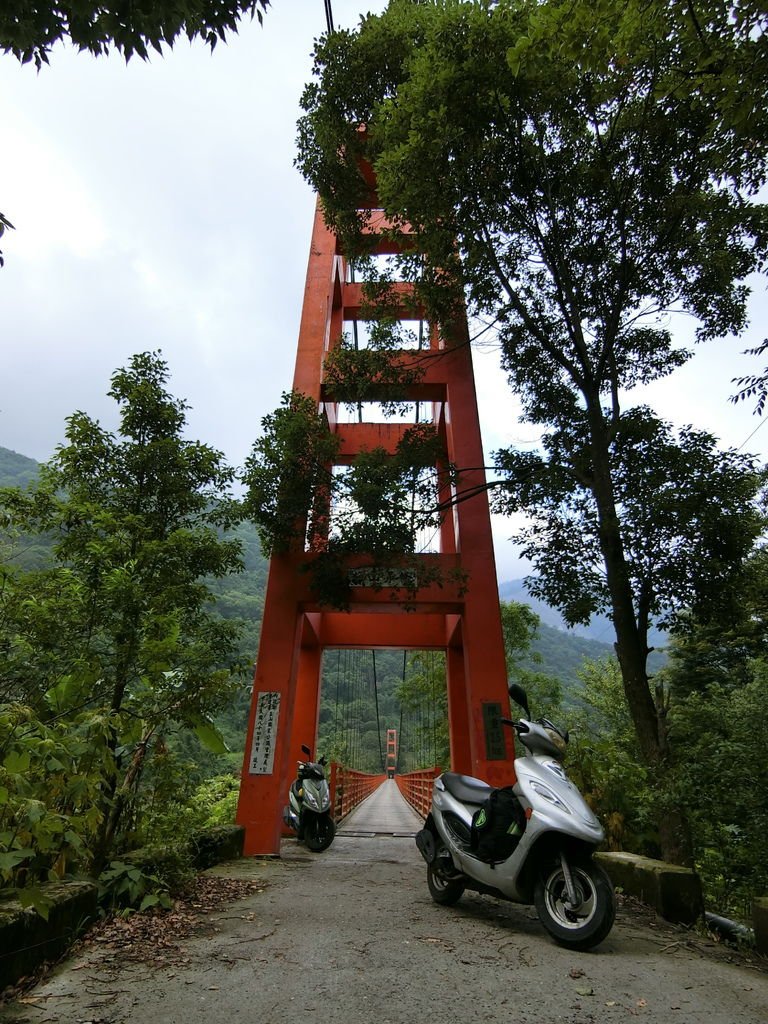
0 354 250 910
0 1 270 67
296 0 768 863
242 390 464 609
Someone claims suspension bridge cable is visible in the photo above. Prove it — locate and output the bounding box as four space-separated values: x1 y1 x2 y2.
395 649 407 772
371 650 385 772
333 648 342 750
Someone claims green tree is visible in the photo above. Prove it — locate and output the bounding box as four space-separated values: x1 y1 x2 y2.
661 546 768 697
396 651 448 770
500 599 561 717
656 545 768 911
0 351 245 872
731 338 768 417
0 212 13 267
497 411 763 658
297 0 768 862
665 666 768 917
566 656 655 853
0 1 269 67
242 390 460 609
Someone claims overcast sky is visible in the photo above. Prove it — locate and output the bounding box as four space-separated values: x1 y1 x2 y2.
1 0 766 581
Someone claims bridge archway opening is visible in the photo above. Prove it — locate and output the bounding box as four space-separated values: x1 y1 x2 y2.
317 647 448 777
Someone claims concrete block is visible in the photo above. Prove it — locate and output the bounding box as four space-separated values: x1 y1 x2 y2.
0 881 97 992
596 851 703 925
123 824 246 878
190 824 245 869
753 897 768 955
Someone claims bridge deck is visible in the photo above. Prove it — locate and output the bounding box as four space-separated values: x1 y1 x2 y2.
336 778 424 837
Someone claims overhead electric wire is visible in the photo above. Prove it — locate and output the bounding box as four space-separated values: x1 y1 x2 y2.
737 415 768 451
324 0 335 34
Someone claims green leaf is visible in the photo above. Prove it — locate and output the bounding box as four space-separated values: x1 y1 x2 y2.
17 886 53 920
193 720 229 754
0 848 35 871
44 675 81 712
3 750 31 774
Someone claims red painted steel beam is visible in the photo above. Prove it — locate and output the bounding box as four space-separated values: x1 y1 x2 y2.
341 282 424 320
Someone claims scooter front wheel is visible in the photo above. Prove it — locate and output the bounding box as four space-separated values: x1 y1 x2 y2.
304 813 336 852
427 861 465 906
534 858 615 951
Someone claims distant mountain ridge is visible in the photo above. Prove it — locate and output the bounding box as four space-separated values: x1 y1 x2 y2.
0 446 654 690
0 446 39 488
499 577 667 654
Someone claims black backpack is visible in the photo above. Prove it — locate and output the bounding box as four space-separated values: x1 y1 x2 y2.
470 787 526 865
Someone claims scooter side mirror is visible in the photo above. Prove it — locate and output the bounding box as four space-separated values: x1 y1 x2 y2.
301 744 312 758
508 682 530 718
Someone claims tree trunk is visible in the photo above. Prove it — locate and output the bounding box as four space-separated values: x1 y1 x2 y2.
90 731 152 875
90 630 140 874
585 402 693 865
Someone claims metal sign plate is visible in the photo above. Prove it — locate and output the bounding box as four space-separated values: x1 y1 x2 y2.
248 691 281 774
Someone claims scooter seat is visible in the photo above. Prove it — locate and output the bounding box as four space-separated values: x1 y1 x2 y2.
441 772 493 806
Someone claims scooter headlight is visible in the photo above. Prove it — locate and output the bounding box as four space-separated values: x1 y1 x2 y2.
529 780 571 813
303 789 320 810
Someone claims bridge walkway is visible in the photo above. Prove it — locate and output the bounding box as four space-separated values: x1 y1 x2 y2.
336 778 424 837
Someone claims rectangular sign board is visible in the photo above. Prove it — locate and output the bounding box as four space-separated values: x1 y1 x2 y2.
482 701 507 760
248 691 281 775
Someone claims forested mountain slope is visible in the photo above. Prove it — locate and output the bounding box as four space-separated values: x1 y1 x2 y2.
0 444 628 699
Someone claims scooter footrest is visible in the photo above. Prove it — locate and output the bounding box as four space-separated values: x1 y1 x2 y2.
415 828 437 864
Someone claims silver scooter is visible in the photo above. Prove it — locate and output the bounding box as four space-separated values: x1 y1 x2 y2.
416 684 615 950
283 744 336 852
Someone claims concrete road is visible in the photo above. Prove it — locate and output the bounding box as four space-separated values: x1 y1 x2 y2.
2 787 766 1024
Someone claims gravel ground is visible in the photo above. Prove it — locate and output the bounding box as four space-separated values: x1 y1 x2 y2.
1 832 766 1024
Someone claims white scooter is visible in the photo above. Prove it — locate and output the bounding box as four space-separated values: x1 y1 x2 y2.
416 684 615 950
283 744 336 852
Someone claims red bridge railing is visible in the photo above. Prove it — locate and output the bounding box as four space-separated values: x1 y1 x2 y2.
329 764 386 822
395 767 441 818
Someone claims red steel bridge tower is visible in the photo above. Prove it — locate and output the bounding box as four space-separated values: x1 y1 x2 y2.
236 194 513 855
386 729 397 779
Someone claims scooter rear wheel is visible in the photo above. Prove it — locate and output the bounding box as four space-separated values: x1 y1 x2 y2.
534 858 615 950
427 861 465 906
304 813 336 852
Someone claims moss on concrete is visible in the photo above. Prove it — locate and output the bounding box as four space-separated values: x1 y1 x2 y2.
0 825 245 991
0 881 97 992
596 851 703 925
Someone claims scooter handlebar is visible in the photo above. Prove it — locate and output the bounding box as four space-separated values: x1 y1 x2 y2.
501 717 530 733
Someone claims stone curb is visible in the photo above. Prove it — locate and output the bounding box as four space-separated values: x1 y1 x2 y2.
596 850 703 925
0 881 98 992
752 897 768 955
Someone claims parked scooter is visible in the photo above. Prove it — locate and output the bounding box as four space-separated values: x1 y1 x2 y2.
283 744 336 852
416 684 615 950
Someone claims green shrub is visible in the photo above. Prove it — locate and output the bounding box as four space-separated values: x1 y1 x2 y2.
97 860 172 916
